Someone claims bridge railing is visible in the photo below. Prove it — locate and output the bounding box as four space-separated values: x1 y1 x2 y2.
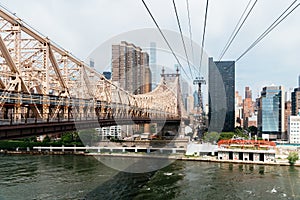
0 117 72 125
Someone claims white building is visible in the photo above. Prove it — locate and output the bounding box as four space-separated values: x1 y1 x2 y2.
288 116 300 144
96 126 122 139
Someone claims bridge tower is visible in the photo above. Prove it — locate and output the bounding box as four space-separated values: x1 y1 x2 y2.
158 67 185 138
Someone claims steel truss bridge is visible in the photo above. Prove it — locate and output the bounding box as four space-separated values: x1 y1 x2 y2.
0 8 187 139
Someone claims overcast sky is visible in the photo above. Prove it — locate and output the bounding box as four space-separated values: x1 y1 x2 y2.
1 0 300 98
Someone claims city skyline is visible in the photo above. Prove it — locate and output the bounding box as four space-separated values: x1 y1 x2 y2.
1 0 299 97
0 0 299 141
1 2 300 199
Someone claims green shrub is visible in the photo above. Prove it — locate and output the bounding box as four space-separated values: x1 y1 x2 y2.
287 152 299 165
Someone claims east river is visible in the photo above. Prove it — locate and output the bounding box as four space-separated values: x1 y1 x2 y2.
0 155 299 200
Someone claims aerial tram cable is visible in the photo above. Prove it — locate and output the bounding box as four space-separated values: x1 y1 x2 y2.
172 0 195 79
218 0 258 61
199 0 209 76
141 0 192 80
236 0 300 62
186 0 195 66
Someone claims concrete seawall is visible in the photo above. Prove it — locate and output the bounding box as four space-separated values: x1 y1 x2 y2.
2 149 299 167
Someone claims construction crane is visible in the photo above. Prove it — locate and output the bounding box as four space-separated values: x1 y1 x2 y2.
193 76 206 140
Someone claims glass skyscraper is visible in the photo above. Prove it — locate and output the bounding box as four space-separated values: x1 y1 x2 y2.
258 86 285 140
208 58 235 132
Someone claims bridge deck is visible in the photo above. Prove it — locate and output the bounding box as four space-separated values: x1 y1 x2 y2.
0 118 181 140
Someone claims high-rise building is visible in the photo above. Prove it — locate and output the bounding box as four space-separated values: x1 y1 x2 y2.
256 97 262 129
144 66 152 93
208 58 235 132
284 101 292 140
193 90 199 108
292 87 300 116
235 91 243 107
181 78 189 110
235 91 243 127
245 115 257 128
258 86 285 140
285 88 293 102
150 42 157 90
288 115 300 144
112 41 150 94
243 86 254 128
245 86 252 99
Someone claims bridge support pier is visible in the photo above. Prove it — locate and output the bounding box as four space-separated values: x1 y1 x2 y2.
79 105 84 120
144 123 150 133
14 104 21 123
158 121 181 139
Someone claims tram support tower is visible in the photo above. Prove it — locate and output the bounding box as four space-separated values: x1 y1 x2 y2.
193 76 206 139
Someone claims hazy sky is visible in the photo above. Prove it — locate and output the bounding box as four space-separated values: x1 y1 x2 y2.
1 0 300 98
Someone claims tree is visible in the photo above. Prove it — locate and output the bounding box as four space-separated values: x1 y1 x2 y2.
150 124 156 133
287 152 299 165
234 127 247 138
219 132 234 141
43 135 51 143
22 136 37 143
61 132 73 144
247 126 258 135
78 129 99 146
203 132 220 143
72 132 81 143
